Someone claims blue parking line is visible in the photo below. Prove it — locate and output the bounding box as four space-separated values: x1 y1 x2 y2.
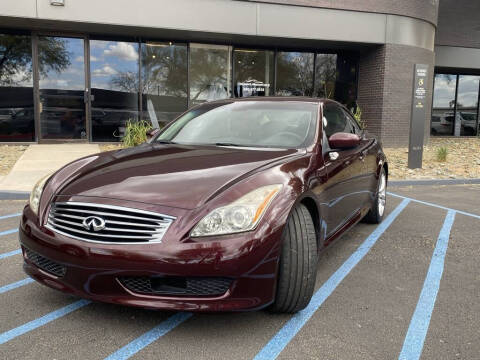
104 312 193 360
0 278 34 294
388 192 480 220
253 198 411 360
0 228 18 237
0 212 21 220
398 210 456 360
0 299 91 345
0 249 21 259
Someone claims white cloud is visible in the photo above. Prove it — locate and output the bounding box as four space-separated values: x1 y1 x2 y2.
104 42 138 61
39 78 70 89
92 65 118 77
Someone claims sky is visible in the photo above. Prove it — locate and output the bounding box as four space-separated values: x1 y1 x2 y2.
39 38 139 91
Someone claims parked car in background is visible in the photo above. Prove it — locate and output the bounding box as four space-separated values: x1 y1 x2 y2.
20 97 388 313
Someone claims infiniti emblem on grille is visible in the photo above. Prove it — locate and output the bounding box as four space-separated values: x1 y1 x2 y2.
82 216 106 232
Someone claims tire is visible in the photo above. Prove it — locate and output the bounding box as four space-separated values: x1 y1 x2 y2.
363 167 387 224
270 204 318 313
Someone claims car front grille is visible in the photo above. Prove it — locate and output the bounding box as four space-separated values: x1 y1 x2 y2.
46 202 175 244
25 248 66 277
119 276 233 297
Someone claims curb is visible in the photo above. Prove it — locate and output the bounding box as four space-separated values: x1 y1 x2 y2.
390 178 480 187
0 191 30 200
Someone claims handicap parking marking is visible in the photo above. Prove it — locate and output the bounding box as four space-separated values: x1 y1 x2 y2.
388 192 480 220
104 312 193 360
253 198 411 360
0 299 91 345
0 228 18 237
398 210 456 360
0 278 34 295
0 213 21 221
0 249 21 260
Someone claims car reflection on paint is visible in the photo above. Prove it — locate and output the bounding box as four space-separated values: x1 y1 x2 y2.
19 97 388 313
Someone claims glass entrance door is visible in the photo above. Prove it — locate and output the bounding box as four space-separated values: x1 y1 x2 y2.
38 36 87 140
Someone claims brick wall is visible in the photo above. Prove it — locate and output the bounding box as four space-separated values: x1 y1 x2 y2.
246 0 439 25
357 44 435 148
436 0 480 48
357 46 386 140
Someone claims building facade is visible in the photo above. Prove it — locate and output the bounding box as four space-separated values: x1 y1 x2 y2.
0 0 478 146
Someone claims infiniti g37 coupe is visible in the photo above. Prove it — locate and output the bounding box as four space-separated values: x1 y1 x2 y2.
20 97 387 313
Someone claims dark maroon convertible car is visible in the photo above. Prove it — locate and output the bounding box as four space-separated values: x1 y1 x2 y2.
20 98 387 313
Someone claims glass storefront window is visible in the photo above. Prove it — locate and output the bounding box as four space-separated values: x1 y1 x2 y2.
233 49 274 97
431 74 457 136
456 75 479 136
0 33 35 142
141 42 188 127
189 44 231 105
430 73 480 137
334 53 358 109
38 36 86 140
90 40 139 142
276 52 314 96
314 54 337 100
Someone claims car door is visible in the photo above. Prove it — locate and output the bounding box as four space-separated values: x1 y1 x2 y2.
340 107 376 204
321 103 366 237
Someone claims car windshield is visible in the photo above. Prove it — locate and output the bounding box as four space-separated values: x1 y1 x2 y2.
155 101 318 149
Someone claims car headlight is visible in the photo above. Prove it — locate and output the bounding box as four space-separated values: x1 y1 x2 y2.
191 184 282 237
29 173 52 216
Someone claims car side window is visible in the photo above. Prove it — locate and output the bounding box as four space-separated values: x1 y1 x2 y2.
323 104 349 138
342 108 361 135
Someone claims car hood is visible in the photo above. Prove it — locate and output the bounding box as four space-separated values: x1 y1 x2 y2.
58 143 299 209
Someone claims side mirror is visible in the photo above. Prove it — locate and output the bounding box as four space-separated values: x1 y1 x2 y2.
146 128 160 141
328 132 360 150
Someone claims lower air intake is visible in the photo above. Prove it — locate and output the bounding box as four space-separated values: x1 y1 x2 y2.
119 276 233 296
25 248 66 277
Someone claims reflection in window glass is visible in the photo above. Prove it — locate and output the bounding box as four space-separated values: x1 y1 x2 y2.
314 54 337 99
189 44 231 105
276 52 314 96
38 36 86 140
0 33 35 141
90 40 139 142
233 49 274 97
457 75 479 136
141 42 188 127
334 53 358 109
431 74 457 136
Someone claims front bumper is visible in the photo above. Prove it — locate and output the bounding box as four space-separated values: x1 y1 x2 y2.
19 202 283 312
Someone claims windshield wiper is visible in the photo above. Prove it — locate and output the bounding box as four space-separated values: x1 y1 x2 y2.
213 142 243 147
156 140 177 144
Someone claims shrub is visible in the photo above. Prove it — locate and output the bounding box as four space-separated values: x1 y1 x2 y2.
122 120 153 147
436 147 448 162
352 105 366 129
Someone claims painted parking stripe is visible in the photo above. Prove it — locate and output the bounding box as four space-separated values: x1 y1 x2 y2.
389 192 480 220
0 299 91 345
0 228 18 237
0 212 21 220
398 210 456 360
0 249 21 259
253 198 411 360
104 312 193 360
0 278 34 294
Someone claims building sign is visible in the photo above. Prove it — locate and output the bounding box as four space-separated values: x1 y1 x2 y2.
236 79 270 97
408 64 429 169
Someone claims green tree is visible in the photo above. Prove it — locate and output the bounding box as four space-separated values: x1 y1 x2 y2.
0 34 70 86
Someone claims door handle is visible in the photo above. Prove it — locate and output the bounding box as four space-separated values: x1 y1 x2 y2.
329 152 339 161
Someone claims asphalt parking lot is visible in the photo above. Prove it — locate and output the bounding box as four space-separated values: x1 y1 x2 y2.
0 185 479 360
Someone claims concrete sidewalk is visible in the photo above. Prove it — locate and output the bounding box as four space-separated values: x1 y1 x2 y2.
0 144 100 192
